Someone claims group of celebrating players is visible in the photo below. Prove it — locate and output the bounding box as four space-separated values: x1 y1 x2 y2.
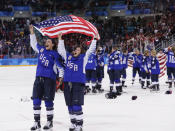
29 24 175 131
85 44 175 98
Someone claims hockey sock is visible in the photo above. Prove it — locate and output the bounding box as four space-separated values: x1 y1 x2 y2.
97 83 101 89
115 86 121 95
146 81 150 87
72 106 83 127
68 106 76 126
139 77 142 83
141 81 145 88
132 78 135 84
98 84 102 89
91 83 96 93
122 81 125 87
46 107 54 121
33 106 41 122
119 86 122 92
92 83 96 89
169 82 172 88
45 101 54 121
33 99 41 122
156 84 160 91
110 86 113 92
85 83 90 89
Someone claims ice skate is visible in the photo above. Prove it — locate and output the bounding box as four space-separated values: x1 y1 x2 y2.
43 121 53 130
169 82 172 88
97 88 104 93
95 84 104 93
92 88 97 93
141 86 146 89
75 125 83 131
84 86 91 94
69 123 76 131
31 121 41 131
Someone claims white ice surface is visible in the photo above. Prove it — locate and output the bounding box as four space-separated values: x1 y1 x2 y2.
0 66 175 131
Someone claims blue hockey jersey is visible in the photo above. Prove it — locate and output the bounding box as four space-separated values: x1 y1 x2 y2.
58 39 97 83
64 53 87 83
36 44 63 80
108 51 115 71
131 53 143 68
113 51 123 70
140 56 150 72
150 56 160 74
30 34 64 80
85 53 97 70
163 49 175 68
97 54 104 68
122 54 129 69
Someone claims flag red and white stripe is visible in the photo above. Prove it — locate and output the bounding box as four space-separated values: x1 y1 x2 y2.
128 53 167 78
33 15 100 40
157 53 167 78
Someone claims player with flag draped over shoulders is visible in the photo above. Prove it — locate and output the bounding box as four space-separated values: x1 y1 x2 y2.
162 46 175 89
57 33 97 131
29 25 64 131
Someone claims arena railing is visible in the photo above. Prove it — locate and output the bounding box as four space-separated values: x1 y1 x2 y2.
155 34 175 52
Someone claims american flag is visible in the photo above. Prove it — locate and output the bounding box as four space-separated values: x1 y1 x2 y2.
128 53 167 78
157 53 167 78
33 15 100 40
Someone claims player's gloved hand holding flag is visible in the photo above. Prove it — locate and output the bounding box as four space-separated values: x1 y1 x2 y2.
33 15 100 40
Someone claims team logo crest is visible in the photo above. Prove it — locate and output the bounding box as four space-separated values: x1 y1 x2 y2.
68 55 72 60
40 48 44 53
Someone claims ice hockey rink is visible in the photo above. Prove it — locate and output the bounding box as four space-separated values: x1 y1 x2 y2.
0 66 175 131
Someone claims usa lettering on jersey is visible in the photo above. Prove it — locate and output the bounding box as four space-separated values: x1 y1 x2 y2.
67 61 78 71
39 53 49 67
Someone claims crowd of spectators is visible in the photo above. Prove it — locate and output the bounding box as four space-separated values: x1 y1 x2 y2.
0 18 37 58
126 0 153 12
0 0 174 58
92 11 175 53
0 0 85 13
0 0 30 11
30 0 85 13
0 11 175 58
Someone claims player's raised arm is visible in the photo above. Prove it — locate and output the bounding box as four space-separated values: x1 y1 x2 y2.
83 37 97 69
57 33 67 61
161 46 171 54
29 25 39 53
84 36 97 62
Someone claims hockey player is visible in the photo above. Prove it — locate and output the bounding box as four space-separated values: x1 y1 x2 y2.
29 25 64 130
140 50 150 89
145 50 151 88
162 46 175 88
149 50 160 91
113 47 123 94
107 46 116 95
121 49 129 87
58 33 97 131
130 49 142 85
96 46 105 92
85 52 97 94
